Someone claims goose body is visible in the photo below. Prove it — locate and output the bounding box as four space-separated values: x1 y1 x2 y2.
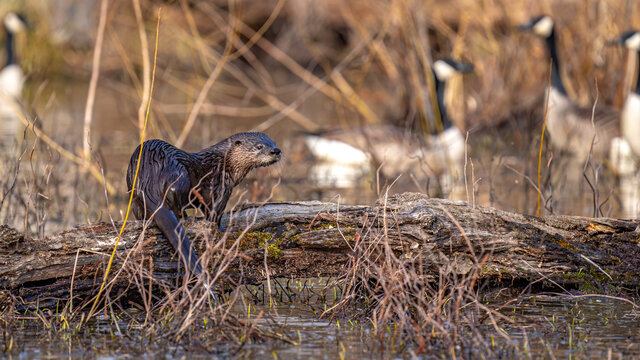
622 93 640 157
305 58 471 190
0 64 23 100
609 136 639 217
306 125 464 178
545 87 620 159
304 135 372 187
521 15 620 162
608 30 640 218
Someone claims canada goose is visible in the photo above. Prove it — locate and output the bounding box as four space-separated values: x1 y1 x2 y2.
304 58 472 189
0 12 28 147
609 30 640 159
607 30 640 217
0 12 27 103
519 15 620 162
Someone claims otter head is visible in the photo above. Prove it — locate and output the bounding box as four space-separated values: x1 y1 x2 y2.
228 132 282 172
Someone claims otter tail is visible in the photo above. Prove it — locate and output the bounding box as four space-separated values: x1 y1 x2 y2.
153 206 204 277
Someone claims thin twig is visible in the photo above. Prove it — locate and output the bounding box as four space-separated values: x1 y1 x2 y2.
82 0 109 162
132 0 151 132
538 59 552 217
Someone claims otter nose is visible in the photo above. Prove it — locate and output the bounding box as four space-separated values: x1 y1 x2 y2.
271 147 281 156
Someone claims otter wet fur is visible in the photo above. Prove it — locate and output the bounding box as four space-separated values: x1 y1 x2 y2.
126 132 282 278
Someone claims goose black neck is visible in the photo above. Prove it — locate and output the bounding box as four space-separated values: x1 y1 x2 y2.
635 50 640 95
4 26 16 67
546 29 567 96
434 72 452 130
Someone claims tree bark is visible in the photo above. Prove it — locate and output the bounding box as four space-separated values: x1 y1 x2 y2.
1 192 639 309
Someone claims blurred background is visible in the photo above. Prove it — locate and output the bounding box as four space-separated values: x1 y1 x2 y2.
0 0 638 236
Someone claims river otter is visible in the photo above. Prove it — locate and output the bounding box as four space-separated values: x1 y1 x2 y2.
126 132 281 277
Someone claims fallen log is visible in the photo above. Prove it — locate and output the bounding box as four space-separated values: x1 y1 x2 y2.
1 192 639 310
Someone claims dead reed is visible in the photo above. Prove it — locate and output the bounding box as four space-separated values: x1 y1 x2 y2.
324 189 516 357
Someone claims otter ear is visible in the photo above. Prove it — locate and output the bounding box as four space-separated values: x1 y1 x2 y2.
234 140 242 146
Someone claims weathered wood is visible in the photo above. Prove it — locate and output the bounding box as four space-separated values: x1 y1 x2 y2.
1 192 640 309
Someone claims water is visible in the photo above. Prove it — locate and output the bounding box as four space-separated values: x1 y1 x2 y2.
237 279 383 359
500 296 640 359
4 281 639 359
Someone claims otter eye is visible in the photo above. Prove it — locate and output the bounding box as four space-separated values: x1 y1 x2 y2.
235 140 242 146
256 144 264 150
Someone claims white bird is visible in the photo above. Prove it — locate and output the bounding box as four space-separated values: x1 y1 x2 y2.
0 12 29 148
608 30 640 218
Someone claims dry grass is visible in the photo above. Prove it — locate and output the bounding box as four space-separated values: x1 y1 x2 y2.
322 189 515 357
